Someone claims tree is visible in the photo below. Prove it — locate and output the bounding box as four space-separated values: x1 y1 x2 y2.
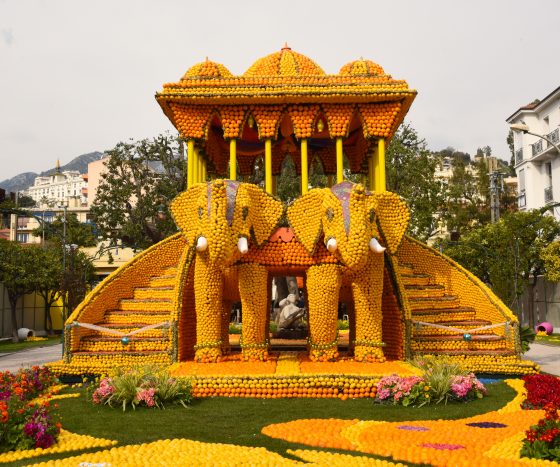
541 241 560 283
442 210 560 326
0 240 40 342
444 155 490 235
90 133 186 249
386 123 447 241
59 248 94 322
34 246 64 335
33 212 96 248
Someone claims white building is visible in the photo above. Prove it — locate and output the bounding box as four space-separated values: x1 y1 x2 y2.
26 163 88 208
506 86 560 221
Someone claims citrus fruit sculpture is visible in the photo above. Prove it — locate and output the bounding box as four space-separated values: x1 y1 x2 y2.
50 46 537 392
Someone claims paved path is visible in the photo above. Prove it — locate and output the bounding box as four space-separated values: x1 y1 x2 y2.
0 344 63 373
523 342 560 376
0 342 558 376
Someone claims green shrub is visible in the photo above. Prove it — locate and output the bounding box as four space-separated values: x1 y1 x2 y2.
337 320 349 330
90 365 192 411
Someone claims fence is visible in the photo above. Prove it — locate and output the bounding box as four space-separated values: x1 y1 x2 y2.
514 277 560 330
0 283 64 338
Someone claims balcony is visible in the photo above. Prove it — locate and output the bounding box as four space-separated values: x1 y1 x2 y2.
515 148 523 165
547 128 559 149
545 186 554 204
531 139 544 156
518 191 526 208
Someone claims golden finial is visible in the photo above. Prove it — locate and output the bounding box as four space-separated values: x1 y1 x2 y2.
282 42 291 51
55 159 61 173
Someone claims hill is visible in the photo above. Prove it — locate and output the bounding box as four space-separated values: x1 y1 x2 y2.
0 151 104 193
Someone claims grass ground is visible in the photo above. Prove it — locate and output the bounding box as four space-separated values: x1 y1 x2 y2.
0 336 60 354
535 333 560 346
11 381 516 466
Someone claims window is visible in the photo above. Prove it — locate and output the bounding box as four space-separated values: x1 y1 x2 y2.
518 169 526 192
545 162 553 187
16 233 29 243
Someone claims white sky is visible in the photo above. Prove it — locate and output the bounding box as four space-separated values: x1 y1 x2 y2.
1 0 559 180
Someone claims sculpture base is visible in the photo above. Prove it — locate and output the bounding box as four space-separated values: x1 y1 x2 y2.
272 329 308 340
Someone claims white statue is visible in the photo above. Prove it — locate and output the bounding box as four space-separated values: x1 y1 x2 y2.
277 294 305 330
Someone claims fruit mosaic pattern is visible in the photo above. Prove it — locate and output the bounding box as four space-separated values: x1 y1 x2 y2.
261 380 551 466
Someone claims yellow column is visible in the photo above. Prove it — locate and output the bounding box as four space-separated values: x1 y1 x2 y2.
265 139 272 194
198 152 204 183
369 148 376 191
336 137 343 184
202 160 207 182
377 137 386 192
301 139 308 194
193 147 200 184
187 139 194 188
229 139 237 181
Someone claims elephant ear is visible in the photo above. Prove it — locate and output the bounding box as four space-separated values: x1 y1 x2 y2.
287 188 326 255
170 184 207 247
373 191 410 254
241 184 284 246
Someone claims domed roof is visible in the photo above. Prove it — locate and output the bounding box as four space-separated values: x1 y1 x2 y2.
339 58 384 76
244 44 325 77
181 58 233 79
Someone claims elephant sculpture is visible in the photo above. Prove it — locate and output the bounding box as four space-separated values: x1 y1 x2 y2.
171 179 284 362
287 181 409 362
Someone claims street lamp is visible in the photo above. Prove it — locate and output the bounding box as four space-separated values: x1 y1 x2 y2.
510 123 560 153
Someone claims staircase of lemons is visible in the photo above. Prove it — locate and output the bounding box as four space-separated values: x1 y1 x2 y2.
395 236 531 373
62 233 190 373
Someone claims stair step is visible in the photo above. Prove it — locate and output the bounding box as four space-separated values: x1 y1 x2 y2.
103 312 171 325
398 264 415 274
106 310 171 316
149 276 177 287
432 319 491 327
413 349 515 357
82 336 168 342
71 350 172 358
415 334 504 342
412 319 495 337
400 273 432 286
404 284 446 298
409 296 461 310
118 299 173 312
134 288 175 300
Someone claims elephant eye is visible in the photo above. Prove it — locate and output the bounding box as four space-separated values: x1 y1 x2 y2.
242 206 249 220
197 207 203 219
369 209 376 223
326 207 334 221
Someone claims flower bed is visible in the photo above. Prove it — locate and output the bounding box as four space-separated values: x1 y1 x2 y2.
522 374 560 409
0 367 61 452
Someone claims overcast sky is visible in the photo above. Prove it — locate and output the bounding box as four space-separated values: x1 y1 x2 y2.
1 0 559 180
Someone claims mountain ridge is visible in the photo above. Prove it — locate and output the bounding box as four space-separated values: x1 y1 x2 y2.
0 151 104 193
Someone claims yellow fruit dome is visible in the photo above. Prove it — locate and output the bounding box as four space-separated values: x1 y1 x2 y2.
339 58 385 76
244 44 325 77
181 58 233 79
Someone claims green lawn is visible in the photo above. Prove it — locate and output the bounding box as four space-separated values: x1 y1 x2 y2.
13 381 516 466
535 333 560 346
0 336 60 354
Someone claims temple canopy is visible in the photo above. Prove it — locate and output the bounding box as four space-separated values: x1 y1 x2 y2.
156 46 416 193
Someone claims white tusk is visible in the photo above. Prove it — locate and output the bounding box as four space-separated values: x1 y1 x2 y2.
196 236 208 252
237 236 249 254
326 237 338 253
369 237 386 253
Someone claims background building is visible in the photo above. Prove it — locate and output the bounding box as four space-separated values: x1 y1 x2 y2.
507 86 560 220
25 161 88 208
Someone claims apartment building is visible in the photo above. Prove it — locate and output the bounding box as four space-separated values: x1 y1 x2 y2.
506 86 560 220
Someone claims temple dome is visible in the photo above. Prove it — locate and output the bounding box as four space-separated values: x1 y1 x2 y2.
339 58 384 76
244 45 325 77
181 58 233 79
